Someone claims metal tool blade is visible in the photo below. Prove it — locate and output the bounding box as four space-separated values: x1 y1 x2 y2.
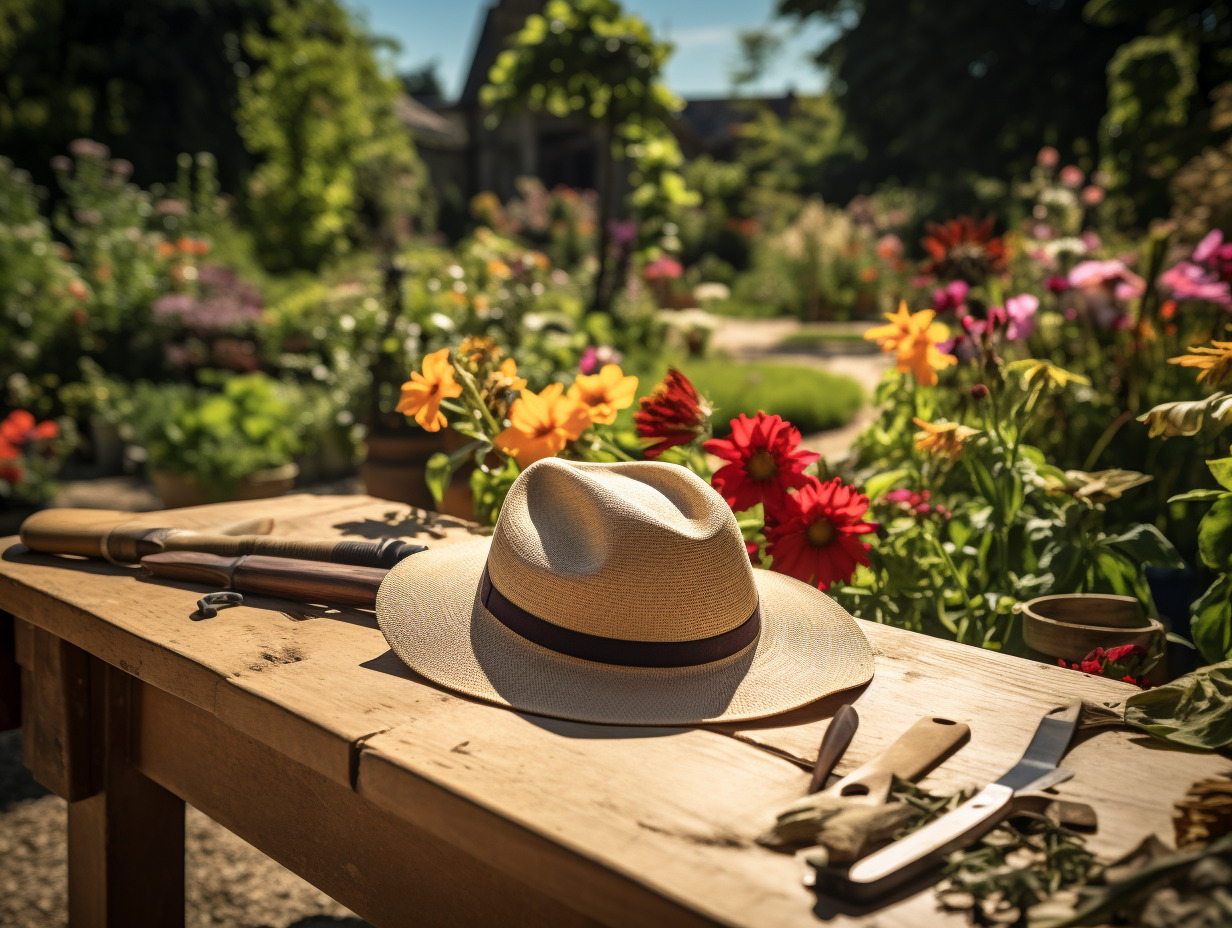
808 704 859 794
994 700 1083 793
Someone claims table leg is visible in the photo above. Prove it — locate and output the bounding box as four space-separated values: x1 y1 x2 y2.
66 660 185 928
0 611 18 730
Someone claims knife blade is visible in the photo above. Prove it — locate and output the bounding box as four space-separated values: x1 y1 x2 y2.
812 700 1083 900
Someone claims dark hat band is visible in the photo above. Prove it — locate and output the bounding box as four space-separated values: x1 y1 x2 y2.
479 567 761 668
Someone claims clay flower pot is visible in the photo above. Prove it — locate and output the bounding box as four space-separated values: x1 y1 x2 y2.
151 463 299 509
1017 593 1166 682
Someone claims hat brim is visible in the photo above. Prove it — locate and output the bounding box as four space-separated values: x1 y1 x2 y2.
376 537 874 726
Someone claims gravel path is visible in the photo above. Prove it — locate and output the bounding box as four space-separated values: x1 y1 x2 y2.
0 731 371 928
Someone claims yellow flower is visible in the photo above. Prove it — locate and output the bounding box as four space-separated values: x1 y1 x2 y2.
864 301 956 386
396 348 463 432
566 364 638 424
913 417 979 460
1005 359 1091 393
496 383 591 467
1169 341 1232 388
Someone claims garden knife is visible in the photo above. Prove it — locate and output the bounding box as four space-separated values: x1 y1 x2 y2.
812 700 1082 901
19 508 424 568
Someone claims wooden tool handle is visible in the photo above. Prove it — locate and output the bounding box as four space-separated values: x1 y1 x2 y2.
160 533 420 568
826 716 970 803
808 704 860 794
141 552 387 607
825 783 1014 900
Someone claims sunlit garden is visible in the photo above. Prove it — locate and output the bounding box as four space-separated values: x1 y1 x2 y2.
3 0 1232 924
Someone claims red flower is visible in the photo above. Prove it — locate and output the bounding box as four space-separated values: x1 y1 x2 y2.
634 369 711 457
921 216 1007 284
763 476 877 590
0 410 58 448
0 460 23 485
1103 644 1146 664
703 413 820 512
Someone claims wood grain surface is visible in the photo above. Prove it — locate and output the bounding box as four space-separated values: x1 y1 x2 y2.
2 494 1229 928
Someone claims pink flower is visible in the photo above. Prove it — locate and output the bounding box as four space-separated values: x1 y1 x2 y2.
643 256 682 281
1081 186 1105 206
1037 146 1060 168
1060 165 1084 188
1069 259 1145 301
1160 262 1231 306
579 346 599 375
1045 275 1071 294
1004 294 1039 340
932 280 969 314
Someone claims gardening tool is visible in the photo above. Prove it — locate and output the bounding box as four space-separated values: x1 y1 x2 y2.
812 700 1083 900
759 715 971 856
19 508 424 569
808 704 860 794
818 715 970 805
140 551 391 607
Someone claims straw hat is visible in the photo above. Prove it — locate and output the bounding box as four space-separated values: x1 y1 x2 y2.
377 457 873 725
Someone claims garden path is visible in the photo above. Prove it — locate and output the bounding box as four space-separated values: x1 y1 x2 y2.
708 317 891 463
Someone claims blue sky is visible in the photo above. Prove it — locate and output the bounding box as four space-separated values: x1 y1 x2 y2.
352 0 834 99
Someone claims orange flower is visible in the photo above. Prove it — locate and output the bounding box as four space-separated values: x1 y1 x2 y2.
177 236 210 256
487 259 511 278
495 383 591 467
1169 341 1232 388
396 348 463 432
864 301 957 386
912 418 979 460
488 358 526 393
566 364 638 424
156 240 177 258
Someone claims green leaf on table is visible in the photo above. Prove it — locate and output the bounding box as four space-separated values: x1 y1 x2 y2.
1190 574 1232 664
1124 660 1232 749
1210 457 1232 491
1198 497 1232 570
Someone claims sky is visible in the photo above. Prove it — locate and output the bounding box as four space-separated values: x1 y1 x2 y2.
352 0 835 100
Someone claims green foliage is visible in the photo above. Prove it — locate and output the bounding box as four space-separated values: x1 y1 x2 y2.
480 0 694 309
0 0 273 194
237 0 431 271
778 0 1135 207
1123 660 1232 749
736 94 864 202
677 359 864 435
134 373 303 498
1101 33 1201 221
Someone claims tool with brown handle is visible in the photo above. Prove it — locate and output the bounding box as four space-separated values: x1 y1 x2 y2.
808 704 860 794
20 508 423 569
141 551 389 607
821 716 971 804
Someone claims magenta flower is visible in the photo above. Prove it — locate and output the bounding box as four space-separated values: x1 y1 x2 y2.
1160 230 1232 307
1004 294 1039 340
1045 275 1071 294
932 279 969 313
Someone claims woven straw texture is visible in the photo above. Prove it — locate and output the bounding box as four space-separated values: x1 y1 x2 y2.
377 458 874 725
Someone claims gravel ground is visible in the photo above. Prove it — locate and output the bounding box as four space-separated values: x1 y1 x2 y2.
0 730 371 928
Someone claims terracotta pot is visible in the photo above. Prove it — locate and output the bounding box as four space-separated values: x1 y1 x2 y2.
151 462 299 509
360 429 474 519
1017 593 1167 683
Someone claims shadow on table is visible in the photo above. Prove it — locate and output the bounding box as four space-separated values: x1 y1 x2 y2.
332 511 487 543
262 918 373 928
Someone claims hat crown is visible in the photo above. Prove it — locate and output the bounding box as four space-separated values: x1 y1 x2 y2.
486 458 758 643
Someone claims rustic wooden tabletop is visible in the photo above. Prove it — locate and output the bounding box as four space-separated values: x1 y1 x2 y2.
1 493 1228 928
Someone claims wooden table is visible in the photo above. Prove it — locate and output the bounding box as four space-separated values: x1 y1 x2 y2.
1 494 1228 928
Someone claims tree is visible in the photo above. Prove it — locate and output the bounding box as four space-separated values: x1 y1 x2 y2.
481 0 690 314
778 0 1138 203
237 0 432 271
0 0 274 194
399 61 444 99
729 28 784 95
